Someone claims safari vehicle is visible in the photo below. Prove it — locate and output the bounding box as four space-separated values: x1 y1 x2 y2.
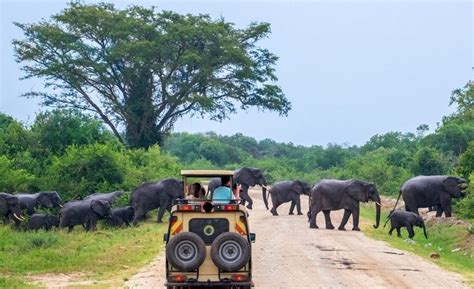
164 170 255 289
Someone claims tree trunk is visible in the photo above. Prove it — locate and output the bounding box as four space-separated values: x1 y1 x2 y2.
124 71 161 148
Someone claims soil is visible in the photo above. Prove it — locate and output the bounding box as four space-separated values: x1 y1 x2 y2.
124 188 469 289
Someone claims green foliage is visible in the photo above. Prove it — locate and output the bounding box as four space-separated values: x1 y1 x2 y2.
13 3 290 148
0 156 35 193
454 173 474 220
45 143 129 200
457 141 474 179
30 109 115 155
0 221 167 285
411 147 447 176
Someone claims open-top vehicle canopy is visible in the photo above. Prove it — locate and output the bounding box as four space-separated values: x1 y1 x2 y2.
181 170 234 178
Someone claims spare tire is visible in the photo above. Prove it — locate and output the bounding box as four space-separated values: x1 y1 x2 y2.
166 232 206 271
211 232 250 272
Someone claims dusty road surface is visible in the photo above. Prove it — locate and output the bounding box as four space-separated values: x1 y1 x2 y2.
125 188 469 289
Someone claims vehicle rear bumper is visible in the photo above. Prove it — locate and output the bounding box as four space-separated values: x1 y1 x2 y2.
165 281 252 287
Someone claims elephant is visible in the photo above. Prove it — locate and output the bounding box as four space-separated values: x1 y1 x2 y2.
84 191 124 204
27 213 59 231
265 180 312 216
130 178 184 225
208 167 267 209
308 179 381 231
0 192 25 225
108 206 134 227
15 191 64 215
393 175 467 217
386 210 428 239
59 199 112 232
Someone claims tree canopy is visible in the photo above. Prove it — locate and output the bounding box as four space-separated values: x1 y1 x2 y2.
13 3 290 148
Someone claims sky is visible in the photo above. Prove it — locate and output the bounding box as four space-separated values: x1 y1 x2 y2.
0 0 472 146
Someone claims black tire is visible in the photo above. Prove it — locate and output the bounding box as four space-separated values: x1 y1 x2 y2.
211 232 250 272
166 232 206 272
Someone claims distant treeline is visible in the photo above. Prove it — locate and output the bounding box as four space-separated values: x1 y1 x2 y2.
0 85 472 218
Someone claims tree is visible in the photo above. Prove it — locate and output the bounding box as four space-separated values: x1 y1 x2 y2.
13 3 290 148
30 109 115 155
411 147 447 176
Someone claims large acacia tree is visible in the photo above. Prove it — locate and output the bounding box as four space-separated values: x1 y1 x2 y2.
13 3 290 148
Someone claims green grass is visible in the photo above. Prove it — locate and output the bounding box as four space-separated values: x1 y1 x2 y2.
360 203 474 286
0 218 167 287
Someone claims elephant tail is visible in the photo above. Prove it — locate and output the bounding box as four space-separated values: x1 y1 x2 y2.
384 190 402 228
263 186 269 210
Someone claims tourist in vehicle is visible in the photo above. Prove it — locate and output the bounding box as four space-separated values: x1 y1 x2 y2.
212 176 240 203
187 183 205 199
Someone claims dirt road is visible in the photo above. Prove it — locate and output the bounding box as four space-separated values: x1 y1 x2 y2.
125 189 468 289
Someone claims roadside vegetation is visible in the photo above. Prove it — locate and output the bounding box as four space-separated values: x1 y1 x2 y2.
360 204 474 286
0 219 167 287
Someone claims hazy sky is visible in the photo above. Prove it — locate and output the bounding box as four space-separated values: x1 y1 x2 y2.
1 0 472 146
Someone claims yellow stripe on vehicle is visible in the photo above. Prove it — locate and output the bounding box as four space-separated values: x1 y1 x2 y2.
236 220 247 235
171 220 183 235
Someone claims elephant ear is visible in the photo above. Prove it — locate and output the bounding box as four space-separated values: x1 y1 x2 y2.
0 196 8 213
91 200 108 217
235 168 256 187
290 181 304 195
38 192 53 208
443 177 460 196
347 181 368 202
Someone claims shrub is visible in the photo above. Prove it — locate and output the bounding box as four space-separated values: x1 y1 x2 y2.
0 155 36 192
455 173 474 220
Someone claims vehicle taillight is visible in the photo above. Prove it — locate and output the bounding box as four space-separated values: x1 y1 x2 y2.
178 204 199 211
232 274 248 282
222 204 238 211
170 275 187 282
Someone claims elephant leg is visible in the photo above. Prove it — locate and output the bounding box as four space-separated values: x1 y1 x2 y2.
396 227 401 237
440 196 452 217
338 209 351 230
309 208 320 229
132 208 146 225
296 197 302 215
435 206 443 217
240 189 253 209
322 210 334 229
389 226 395 235
289 201 295 215
352 207 360 231
271 202 280 216
406 225 415 239
157 206 166 223
405 203 419 215
68 226 73 233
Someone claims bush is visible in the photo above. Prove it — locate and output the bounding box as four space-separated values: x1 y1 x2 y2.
44 143 129 200
0 155 36 192
455 173 474 220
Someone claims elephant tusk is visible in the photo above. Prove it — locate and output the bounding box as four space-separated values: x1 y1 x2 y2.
59 204 64 208
13 213 24 221
262 185 270 190
374 201 383 207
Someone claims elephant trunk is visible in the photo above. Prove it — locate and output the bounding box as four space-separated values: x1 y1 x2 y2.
373 195 381 229
262 186 269 210
422 224 428 239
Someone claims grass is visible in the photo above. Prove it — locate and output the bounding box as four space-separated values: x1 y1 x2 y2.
0 216 167 287
360 203 474 286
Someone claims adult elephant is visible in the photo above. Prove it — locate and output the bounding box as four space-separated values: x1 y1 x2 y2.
394 175 467 217
0 193 25 224
130 178 184 225
208 168 267 209
266 180 311 216
308 179 381 231
59 199 112 232
84 191 124 204
15 191 64 215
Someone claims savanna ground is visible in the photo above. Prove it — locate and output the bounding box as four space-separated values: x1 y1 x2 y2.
1 189 472 288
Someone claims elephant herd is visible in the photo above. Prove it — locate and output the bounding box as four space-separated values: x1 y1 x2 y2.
0 168 468 238
0 167 269 233
264 175 467 239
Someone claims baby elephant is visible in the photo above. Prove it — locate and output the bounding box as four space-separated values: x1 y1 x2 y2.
387 210 428 239
27 214 59 231
108 206 134 227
